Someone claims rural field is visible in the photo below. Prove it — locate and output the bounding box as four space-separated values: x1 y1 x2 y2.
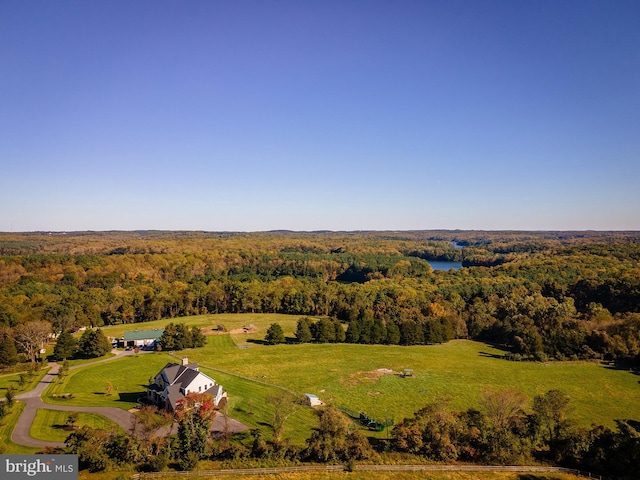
87 313 640 435
78 470 586 480
4 311 637 463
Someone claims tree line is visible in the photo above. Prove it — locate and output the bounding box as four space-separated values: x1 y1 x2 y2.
1 231 640 366
57 387 639 480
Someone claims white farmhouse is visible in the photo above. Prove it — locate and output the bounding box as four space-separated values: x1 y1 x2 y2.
147 357 226 411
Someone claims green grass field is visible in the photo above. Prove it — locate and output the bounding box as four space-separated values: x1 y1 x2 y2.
30 409 123 442
45 353 176 408
0 367 49 396
0 402 39 454
13 312 635 450
94 314 640 431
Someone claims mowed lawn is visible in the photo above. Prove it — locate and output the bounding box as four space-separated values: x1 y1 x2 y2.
0 367 49 396
45 353 176 408
30 409 123 442
83 314 640 432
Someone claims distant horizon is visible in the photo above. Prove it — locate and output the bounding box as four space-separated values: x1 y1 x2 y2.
1 228 639 234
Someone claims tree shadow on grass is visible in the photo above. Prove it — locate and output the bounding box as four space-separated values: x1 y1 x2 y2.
117 391 143 403
602 362 638 373
478 351 506 360
52 424 76 431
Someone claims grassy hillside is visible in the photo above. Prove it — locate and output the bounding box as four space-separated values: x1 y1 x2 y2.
94 314 640 430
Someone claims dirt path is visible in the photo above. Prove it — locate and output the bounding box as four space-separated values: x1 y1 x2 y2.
12 350 247 448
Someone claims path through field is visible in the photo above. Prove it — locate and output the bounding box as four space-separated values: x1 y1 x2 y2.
12 350 247 448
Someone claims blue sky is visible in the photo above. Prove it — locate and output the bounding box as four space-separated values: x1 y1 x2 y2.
1 0 639 231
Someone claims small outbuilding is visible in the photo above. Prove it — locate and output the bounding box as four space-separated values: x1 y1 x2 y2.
123 329 164 348
305 393 323 407
402 368 414 378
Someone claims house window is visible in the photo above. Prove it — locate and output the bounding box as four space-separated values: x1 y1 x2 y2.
199 386 202 392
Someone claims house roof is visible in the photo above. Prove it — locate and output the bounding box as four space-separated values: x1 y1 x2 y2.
123 329 164 341
207 385 223 397
159 362 200 384
152 361 219 410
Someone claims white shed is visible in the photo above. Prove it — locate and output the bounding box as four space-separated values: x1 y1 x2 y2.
305 393 323 407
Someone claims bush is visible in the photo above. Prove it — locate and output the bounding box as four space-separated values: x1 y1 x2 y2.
179 451 200 471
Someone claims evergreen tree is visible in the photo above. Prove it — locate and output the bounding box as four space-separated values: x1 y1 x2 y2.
190 326 206 348
371 317 387 344
265 323 285 345
0 330 19 367
53 330 78 360
159 323 178 351
313 318 336 343
78 328 111 358
295 317 313 343
333 318 346 343
159 323 206 350
345 318 361 343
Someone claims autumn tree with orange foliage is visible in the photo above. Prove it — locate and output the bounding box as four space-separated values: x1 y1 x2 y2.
175 392 217 470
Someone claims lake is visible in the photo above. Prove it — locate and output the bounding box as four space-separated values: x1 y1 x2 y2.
428 260 463 271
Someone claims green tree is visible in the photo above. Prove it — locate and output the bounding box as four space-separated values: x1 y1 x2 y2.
393 400 463 461
0 330 19 367
333 318 346 343
295 317 313 343
345 318 361 343
159 322 204 350
159 322 179 351
371 317 387 344
266 391 299 443
53 330 78 360
533 389 572 448
480 389 529 463
175 392 216 468
385 321 401 345
305 406 373 462
265 323 285 345
190 325 206 348
77 328 111 358
313 318 336 343
65 426 110 472
0 304 18 328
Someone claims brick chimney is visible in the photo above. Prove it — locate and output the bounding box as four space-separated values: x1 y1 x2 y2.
181 357 188 366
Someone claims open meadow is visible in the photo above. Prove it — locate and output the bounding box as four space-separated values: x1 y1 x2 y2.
91 313 640 435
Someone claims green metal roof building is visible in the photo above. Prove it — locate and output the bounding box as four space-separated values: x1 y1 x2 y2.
123 329 164 346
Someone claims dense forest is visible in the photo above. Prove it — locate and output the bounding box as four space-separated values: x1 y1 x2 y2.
1 230 639 365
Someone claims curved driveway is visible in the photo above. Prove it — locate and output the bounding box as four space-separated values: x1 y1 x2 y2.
12 350 246 448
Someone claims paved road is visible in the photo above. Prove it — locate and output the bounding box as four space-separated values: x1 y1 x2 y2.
12 350 248 448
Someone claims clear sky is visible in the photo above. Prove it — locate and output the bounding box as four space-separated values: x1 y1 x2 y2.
1 0 639 232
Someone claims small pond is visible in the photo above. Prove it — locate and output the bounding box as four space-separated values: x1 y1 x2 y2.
428 260 463 271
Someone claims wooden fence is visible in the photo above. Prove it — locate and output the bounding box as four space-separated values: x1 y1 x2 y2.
131 464 603 479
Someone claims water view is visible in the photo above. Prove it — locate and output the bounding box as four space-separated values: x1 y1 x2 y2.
428 260 463 271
